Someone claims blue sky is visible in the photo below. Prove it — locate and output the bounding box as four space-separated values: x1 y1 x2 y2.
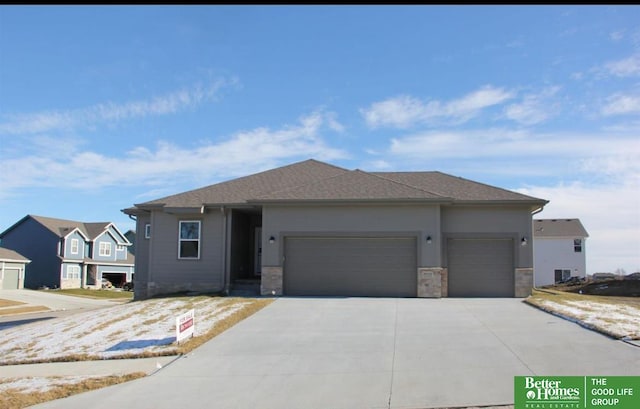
1 5 639 275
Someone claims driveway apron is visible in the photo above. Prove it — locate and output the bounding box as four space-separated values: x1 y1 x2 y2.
31 298 640 409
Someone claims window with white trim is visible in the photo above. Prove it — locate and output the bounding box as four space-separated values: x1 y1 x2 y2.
574 239 582 253
179 221 200 259
65 265 81 279
70 238 79 254
99 242 112 257
117 245 125 251
145 223 151 239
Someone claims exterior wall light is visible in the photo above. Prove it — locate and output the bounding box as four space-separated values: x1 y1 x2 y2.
426 235 432 244
521 237 527 246
269 236 276 244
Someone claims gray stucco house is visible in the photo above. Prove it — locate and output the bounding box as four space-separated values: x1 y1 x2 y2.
0 215 134 289
0 247 31 289
123 159 548 299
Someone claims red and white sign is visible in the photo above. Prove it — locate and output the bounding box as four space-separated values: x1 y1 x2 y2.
176 309 195 343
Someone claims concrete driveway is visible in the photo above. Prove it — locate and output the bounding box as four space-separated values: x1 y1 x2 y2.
32 297 639 409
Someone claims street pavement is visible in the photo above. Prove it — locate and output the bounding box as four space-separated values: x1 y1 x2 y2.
0 289 126 329
23 297 639 409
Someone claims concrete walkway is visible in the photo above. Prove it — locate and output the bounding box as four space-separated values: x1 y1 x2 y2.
27 298 639 409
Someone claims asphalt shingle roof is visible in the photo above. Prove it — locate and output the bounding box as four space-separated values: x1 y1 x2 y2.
138 159 347 208
374 171 542 202
0 247 30 262
533 219 589 238
128 159 547 210
1 215 128 243
254 170 446 201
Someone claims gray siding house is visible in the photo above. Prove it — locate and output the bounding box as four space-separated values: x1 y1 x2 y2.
124 159 548 299
0 215 134 289
0 247 31 289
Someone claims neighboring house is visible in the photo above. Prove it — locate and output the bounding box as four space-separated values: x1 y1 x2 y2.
533 218 589 287
125 230 136 255
0 215 134 289
124 159 548 300
0 247 31 289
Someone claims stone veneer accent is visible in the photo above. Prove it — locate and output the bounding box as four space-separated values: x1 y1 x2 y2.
515 268 534 297
261 266 283 296
440 268 448 298
417 268 443 298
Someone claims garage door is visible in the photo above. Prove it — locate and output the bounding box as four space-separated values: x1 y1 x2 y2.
2 269 20 289
447 238 514 297
284 236 417 297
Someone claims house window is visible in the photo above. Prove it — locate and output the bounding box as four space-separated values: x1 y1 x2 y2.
65 265 81 280
117 245 125 251
574 239 582 252
179 221 200 259
145 223 151 239
554 269 571 283
70 239 79 254
99 242 112 257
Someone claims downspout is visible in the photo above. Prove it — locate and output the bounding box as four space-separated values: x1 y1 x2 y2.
220 206 229 294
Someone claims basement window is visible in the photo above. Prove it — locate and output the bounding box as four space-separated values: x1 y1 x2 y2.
179 221 201 259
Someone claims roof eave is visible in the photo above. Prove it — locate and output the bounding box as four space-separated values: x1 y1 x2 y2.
247 198 453 205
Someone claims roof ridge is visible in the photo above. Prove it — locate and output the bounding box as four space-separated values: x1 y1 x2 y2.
433 171 545 201
258 167 351 198
368 171 450 199
136 159 348 206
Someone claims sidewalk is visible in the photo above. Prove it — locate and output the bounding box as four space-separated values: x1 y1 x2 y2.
0 356 181 379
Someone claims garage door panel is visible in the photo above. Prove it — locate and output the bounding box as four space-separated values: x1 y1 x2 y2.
2 269 20 289
447 238 514 297
284 237 416 297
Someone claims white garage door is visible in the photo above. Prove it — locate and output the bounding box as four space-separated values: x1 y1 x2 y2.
447 238 514 297
2 269 20 289
284 236 417 297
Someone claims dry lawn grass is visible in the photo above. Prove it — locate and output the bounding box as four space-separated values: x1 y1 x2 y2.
0 306 50 316
0 372 146 409
525 288 640 339
0 296 274 408
0 299 25 308
53 288 133 300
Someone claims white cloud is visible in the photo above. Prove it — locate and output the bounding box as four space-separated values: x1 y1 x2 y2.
601 93 640 116
504 86 561 125
603 54 640 77
609 30 625 42
388 128 640 164
0 78 237 135
0 111 348 200
361 85 514 128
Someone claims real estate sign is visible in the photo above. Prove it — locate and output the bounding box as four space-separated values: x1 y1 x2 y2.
176 309 195 343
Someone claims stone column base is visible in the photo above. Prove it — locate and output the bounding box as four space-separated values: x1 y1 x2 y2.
418 267 444 298
515 268 533 297
261 266 283 296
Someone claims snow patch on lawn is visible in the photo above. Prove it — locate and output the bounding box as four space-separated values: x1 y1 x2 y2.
0 376 97 393
0 297 250 364
537 299 640 339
